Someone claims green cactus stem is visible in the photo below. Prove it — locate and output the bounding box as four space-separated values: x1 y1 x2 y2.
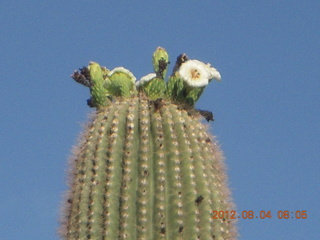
61 47 237 240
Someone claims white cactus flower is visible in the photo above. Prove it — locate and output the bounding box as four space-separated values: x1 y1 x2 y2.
178 60 221 87
136 73 156 87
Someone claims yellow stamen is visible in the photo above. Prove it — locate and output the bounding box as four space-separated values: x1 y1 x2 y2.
191 69 201 80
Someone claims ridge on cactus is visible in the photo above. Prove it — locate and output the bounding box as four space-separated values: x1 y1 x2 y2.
61 47 237 240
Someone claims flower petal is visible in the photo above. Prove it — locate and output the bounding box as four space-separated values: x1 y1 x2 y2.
136 73 157 87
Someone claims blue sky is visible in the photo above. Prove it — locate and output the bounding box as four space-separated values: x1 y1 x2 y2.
1 1 319 239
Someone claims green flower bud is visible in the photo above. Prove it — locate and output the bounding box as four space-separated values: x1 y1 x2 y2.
152 47 169 79
166 75 184 102
88 61 102 80
87 62 110 108
137 74 166 100
106 67 137 98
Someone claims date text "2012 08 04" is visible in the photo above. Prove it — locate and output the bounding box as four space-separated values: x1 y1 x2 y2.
212 210 308 219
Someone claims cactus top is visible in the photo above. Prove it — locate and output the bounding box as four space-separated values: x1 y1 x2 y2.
72 47 221 108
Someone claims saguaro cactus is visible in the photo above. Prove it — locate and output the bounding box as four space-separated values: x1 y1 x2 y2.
60 47 237 240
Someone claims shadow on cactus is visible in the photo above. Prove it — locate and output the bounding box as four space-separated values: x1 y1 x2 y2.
61 47 238 240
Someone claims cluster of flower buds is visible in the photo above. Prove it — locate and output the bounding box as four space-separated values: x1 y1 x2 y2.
72 47 221 108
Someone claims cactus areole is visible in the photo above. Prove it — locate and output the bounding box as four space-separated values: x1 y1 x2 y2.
60 47 237 240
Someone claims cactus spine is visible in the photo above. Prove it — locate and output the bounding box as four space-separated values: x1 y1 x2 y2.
60 47 237 240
